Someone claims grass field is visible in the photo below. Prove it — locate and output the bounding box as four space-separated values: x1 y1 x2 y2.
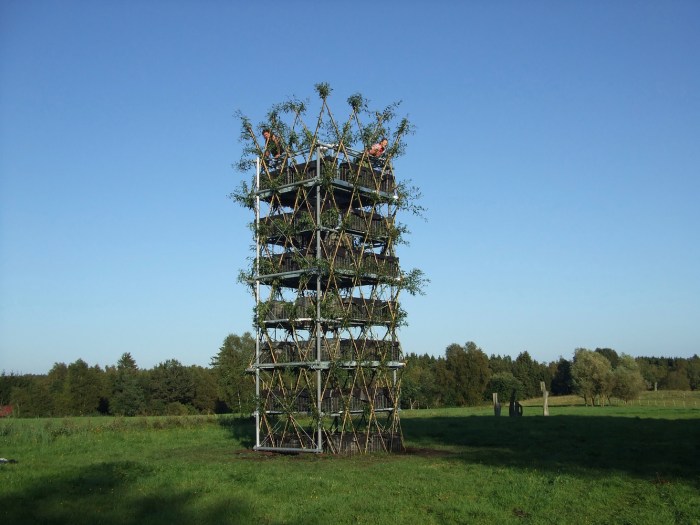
1 393 699 525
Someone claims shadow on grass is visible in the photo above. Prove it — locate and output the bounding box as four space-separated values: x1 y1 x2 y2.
213 412 700 484
401 414 700 483
0 459 301 525
217 415 255 449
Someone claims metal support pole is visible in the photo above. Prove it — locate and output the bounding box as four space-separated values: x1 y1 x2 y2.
315 148 323 452
254 156 261 448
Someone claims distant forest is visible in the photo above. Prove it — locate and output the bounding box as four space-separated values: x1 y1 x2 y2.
1 332 698 417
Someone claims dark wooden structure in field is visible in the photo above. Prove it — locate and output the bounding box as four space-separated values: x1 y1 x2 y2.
243 97 408 453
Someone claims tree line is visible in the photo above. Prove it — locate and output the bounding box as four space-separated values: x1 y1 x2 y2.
403 344 699 409
0 333 256 418
1 334 698 417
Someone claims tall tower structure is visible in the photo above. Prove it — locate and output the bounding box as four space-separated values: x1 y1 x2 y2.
237 86 419 453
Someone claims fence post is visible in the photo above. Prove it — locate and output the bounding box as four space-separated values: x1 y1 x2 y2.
540 381 549 416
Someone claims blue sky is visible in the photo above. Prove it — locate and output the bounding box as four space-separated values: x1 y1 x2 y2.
1 1 698 374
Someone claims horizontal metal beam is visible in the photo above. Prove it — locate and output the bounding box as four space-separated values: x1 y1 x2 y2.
253 446 322 454
247 360 405 372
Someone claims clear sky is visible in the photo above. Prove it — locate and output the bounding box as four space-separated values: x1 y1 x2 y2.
1 1 698 374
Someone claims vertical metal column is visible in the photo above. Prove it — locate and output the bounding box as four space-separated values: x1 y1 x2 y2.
254 156 261 449
315 147 323 451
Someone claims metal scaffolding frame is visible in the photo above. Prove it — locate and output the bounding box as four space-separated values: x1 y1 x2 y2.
244 99 408 453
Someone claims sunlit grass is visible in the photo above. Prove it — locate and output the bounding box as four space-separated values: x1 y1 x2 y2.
1 399 699 524
520 389 700 408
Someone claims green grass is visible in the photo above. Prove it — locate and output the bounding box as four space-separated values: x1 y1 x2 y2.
519 390 700 410
1 400 699 525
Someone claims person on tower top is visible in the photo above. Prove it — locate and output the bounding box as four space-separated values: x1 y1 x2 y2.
367 137 388 157
262 129 283 163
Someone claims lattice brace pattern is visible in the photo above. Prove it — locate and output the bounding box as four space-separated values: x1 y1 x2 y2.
236 85 418 453
256 366 320 449
319 357 403 454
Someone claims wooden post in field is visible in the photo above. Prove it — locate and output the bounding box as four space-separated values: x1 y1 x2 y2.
493 393 501 416
509 390 523 416
540 381 549 416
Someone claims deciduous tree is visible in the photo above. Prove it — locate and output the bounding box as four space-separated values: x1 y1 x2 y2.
64 359 107 416
486 372 525 403
148 359 195 414
401 353 437 409
210 333 255 414
190 365 218 414
571 348 613 406
612 354 645 403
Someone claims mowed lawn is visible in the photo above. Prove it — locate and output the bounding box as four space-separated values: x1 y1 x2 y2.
1 395 699 525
